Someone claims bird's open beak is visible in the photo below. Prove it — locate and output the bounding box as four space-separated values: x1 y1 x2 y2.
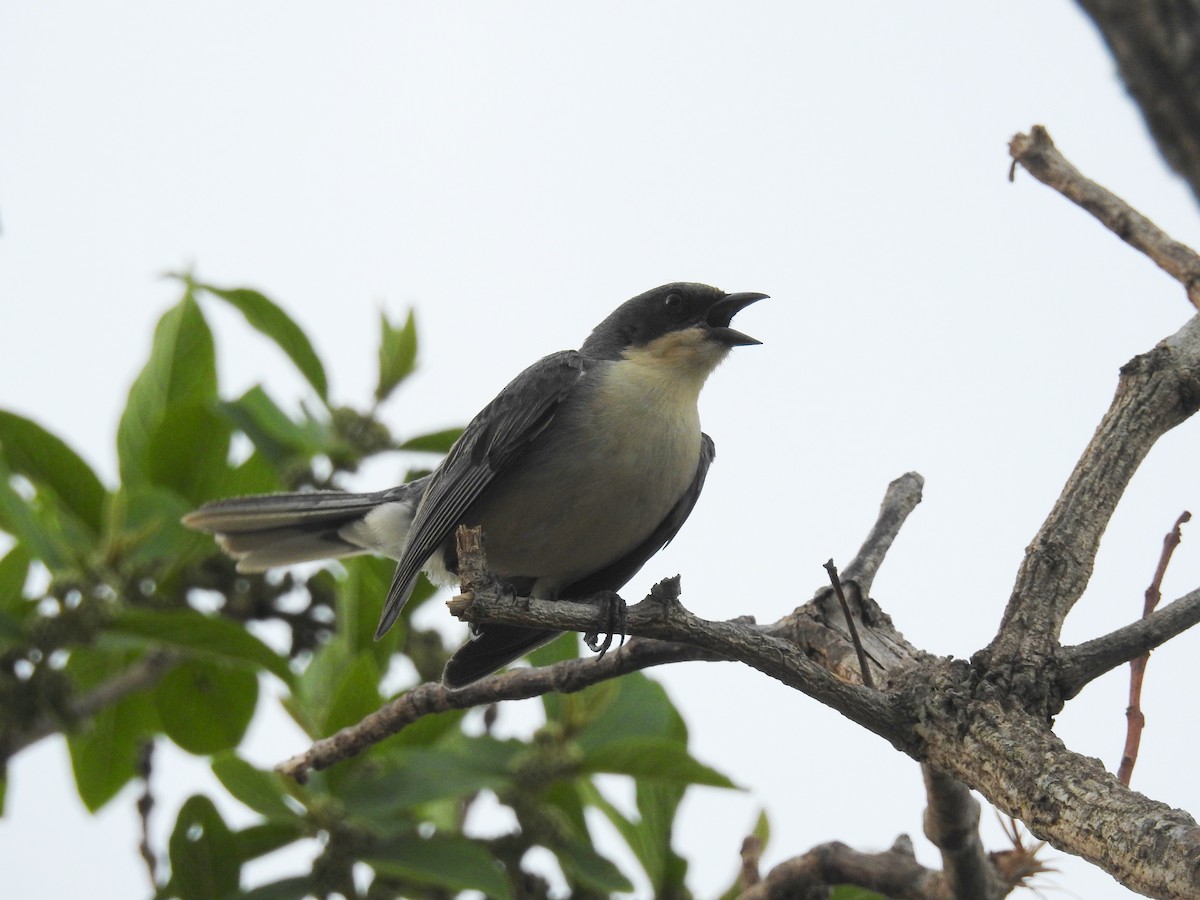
705 291 768 346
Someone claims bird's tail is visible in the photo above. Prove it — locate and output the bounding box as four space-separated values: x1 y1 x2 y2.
183 478 428 572
442 625 561 688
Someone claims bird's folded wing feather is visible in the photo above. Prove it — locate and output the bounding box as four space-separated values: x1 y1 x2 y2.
376 350 586 635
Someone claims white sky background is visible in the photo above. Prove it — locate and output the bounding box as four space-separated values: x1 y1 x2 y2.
3 3 1200 898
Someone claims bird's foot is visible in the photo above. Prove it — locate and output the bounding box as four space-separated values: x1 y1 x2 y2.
583 590 627 660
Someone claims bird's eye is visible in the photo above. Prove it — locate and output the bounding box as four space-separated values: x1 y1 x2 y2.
664 293 682 310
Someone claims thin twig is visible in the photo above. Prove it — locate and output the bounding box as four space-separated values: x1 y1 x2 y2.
823 560 874 688
1009 125 1200 310
135 739 159 888
2 651 178 759
1118 510 1191 785
739 834 763 888
277 637 721 781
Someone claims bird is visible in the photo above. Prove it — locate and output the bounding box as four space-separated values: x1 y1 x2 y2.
184 282 765 687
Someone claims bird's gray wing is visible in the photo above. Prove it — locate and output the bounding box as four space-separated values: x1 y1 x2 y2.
441 434 716 688
376 350 586 636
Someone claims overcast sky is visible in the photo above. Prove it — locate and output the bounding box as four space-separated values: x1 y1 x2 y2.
4 3 1200 898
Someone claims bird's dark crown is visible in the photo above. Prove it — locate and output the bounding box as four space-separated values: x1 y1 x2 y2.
581 283 740 360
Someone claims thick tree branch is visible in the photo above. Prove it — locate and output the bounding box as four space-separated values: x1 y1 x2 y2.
911 662 1200 899
978 312 1200 701
1010 125 1200 308
922 765 1008 900
1057 585 1200 699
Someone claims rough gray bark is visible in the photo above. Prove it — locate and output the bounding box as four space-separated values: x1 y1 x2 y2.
1077 0 1200 205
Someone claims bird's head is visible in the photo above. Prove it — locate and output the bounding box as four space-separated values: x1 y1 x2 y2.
581 283 767 374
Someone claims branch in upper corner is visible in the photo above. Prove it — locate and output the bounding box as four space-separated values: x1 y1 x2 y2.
1057 586 1200 700
1008 125 1200 310
1118 510 1190 785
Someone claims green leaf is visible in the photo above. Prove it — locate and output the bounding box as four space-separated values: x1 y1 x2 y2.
66 672 158 811
193 280 329 401
376 308 418 403
286 636 347 738
578 737 737 788
232 821 308 865
167 794 240 900
212 752 299 821
322 651 383 735
117 292 218 488
145 401 231 504
218 449 284 498
580 778 682 892
238 876 316 900
752 808 770 850
113 484 209 568
574 672 686 754
0 410 107 535
554 834 635 893
366 833 513 900
109 609 294 686
334 555 397 660
532 634 583 725
219 386 330 466
397 426 463 454
340 740 520 817
0 542 32 616
154 659 258 755
830 888 890 900
0 456 71 570
636 780 688 891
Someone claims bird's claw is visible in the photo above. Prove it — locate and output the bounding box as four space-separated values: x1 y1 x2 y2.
583 590 627 660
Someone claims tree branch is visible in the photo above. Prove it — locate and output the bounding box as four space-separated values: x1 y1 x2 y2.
841 471 925 596
1 651 178 761
978 312 1200 703
1009 125 1200 309
1073 1 1200 208
448 572 911 752
913 662 1200 899
277 636 720 782
922 765 1008 900
1118 510 1190 784
1057 585 1200 699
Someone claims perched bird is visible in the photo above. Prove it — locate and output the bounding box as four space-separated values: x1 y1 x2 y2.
184 283 765 687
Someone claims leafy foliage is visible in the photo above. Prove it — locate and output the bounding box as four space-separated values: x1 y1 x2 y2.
0 280 736 897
